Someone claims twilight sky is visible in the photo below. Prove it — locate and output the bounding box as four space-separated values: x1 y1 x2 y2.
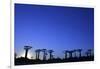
15 4 94 59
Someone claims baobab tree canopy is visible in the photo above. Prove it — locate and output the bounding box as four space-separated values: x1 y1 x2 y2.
24 46 32 50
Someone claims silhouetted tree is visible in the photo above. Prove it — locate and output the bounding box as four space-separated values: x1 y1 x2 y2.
85 51 89 57
77 49 82 57
41 49 47 60
69 50 74 58
87 49 92 56
35 50 38 60
51 54 54 59
48 50 54 60
35 49 41 60
85 49 93 57
63 50 69 59
24 46 32 59
73 49 77 58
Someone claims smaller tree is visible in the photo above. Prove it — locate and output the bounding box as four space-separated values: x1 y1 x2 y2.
68 50 74 58
87 49 92 56
35 49 41 60
41 49 47 60
48 50 54 60
63 50 69 59
77 49 82 58
73 49 77 58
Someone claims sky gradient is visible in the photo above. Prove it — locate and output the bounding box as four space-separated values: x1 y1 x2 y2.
15 4 94 59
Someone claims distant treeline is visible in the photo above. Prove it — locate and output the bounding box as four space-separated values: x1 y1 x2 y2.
15 46 94 65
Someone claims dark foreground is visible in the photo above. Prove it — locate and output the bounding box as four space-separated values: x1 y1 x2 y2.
15 56 94 65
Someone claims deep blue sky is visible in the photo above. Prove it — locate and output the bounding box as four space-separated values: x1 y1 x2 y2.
15 4 94 59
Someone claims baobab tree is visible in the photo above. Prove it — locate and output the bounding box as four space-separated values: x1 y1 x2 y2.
63 50 69 59
77 49 82 58
35 49 41 60
51 54 54 59
35 50 38 60
68 50 75 58
87 49 92 56
85 51 89 57
85 49 93 57
41 49 47 60
73 49 77 58
24 46 32 59
48 50 54 60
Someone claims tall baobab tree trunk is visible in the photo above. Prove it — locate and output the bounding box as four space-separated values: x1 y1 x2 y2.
48 50 54 60
86 52 89 57
77 49 82 58
69 52 72 58
65 51 68 59
37 51 41 60
35 49 41 60
35 51 38 60
51 54 54 59
24 46 32 59
43 52 47 60
42 49 47 60
49 53 52 59
88 49 92 56
73 50 77 58
43 53 45 60
65 53 67 59
79 52 81 57
69 51 74 58
25 49 28 58
63 50 69 59
85 49 92 57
